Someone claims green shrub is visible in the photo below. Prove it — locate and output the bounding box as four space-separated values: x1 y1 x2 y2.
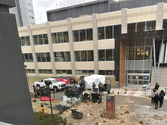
34 112 68 125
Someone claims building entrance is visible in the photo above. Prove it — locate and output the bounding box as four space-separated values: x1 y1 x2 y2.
127 73 150 85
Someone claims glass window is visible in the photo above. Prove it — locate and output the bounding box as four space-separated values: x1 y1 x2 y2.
144 47 152 60
88 70 94 75
56 70 61 74
98 70 105 75
54 52 59 62
62 70 66 74
98 27 104 40
25 36 30 45
36 53 41 62
81 51 87 61
59 52 65 62
127 48 135 60
41 53 46 62
106 26 113 39
52 33 58 44
128 39 135 47
32 69 35 73
67 70 72 74
106 49 114 61
79 30 86 41
73 30 79 42
43 70 47 74
88 51 94 61
86 29 93 40
82 70 88 75
76 70 82 75
99 50 105 61
128 23 136 34
24 54 29 62
163 19 167 30
114 25 121 38
43 34 48 44
63 32 69 43
146 21 156 31
106 70 113 75
135 48 144 60
75 51 81 61
136 38 144 46
33 35 38 45
145 38 152 46
57 32 63 43
39 70 43 73
137 22 145 32
38 35 43 45
29 54 33 62
65 52 71 62
48 70 52 74
46 53 50 62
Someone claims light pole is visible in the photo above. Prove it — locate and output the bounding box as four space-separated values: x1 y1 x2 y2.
44 80 53 118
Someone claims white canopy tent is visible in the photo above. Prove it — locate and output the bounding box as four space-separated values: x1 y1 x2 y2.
84 74 105 89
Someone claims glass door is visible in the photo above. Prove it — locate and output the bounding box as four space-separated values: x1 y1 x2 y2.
127 73 150 85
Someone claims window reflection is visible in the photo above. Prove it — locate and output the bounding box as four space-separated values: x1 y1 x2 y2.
63 32 69 43
75 50 93 61
99 49 114 61
87 29 93 40
106 26 113 39
36 53 50 62
163 19 167 30
135 48 144 60
80 30 86 41
57 32 63 43
54 52 71 62
144 47 151 60
98 27 104 40
23 53 33 62
128 23 136 34
146 21 156 31
137 22 145 32
52 33 58 44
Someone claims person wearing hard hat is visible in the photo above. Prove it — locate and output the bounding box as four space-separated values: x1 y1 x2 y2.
40 104 46 114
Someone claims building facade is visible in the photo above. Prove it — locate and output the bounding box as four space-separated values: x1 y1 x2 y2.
18 2 167 87
10 0 35 27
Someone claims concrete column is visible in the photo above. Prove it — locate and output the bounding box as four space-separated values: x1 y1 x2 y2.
156 3 164 30
46 22 56 77
67 18 76 76
121 8 127 34
92 13 98 74
27 25 39 76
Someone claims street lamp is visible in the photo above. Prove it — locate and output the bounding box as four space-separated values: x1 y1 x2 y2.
44 80 53 118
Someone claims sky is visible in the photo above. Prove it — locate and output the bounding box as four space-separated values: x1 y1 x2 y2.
33 0 119 24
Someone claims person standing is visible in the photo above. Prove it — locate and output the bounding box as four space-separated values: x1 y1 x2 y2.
154 82 160 91
92 83 96 92
159 90 165 108
151 90 155 104
154 91 159 109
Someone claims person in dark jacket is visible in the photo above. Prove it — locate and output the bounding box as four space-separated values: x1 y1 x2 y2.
92 83 96 92
154 91 159 109
154 82 160 91
159 90 165 108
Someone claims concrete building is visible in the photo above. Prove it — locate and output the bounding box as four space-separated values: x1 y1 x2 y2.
10 0 35 27
18 2 167 87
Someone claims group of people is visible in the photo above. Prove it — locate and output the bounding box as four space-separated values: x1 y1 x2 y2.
151 82 166 109
92 82 110 94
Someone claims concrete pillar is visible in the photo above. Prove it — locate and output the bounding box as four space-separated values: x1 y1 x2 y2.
46 22 56 77
156 3 164 30
67 18 76 76
121 8 127 34
92 13 98 74
27 25 39 76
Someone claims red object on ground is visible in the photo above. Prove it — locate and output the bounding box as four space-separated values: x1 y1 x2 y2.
40 96 54 101
57 78 70 85
106 95 115 115
33 99 36 102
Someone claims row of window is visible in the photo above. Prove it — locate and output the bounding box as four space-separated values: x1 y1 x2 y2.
36 53 51 62
98 25 121 40
98 49 114 61
73 28 93 42
52 31 69 44
98 70 114 75
20 36 30 46
23 53 33 62
24 50 115 63
39 69 52 74
54 52 71 62
76 70 94 75
56 70 72 74
75 50 94 61
128 21 156 34
33 34 48 45
26 69 114 76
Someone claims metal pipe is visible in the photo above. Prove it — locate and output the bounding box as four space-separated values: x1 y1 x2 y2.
153 38 156 86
